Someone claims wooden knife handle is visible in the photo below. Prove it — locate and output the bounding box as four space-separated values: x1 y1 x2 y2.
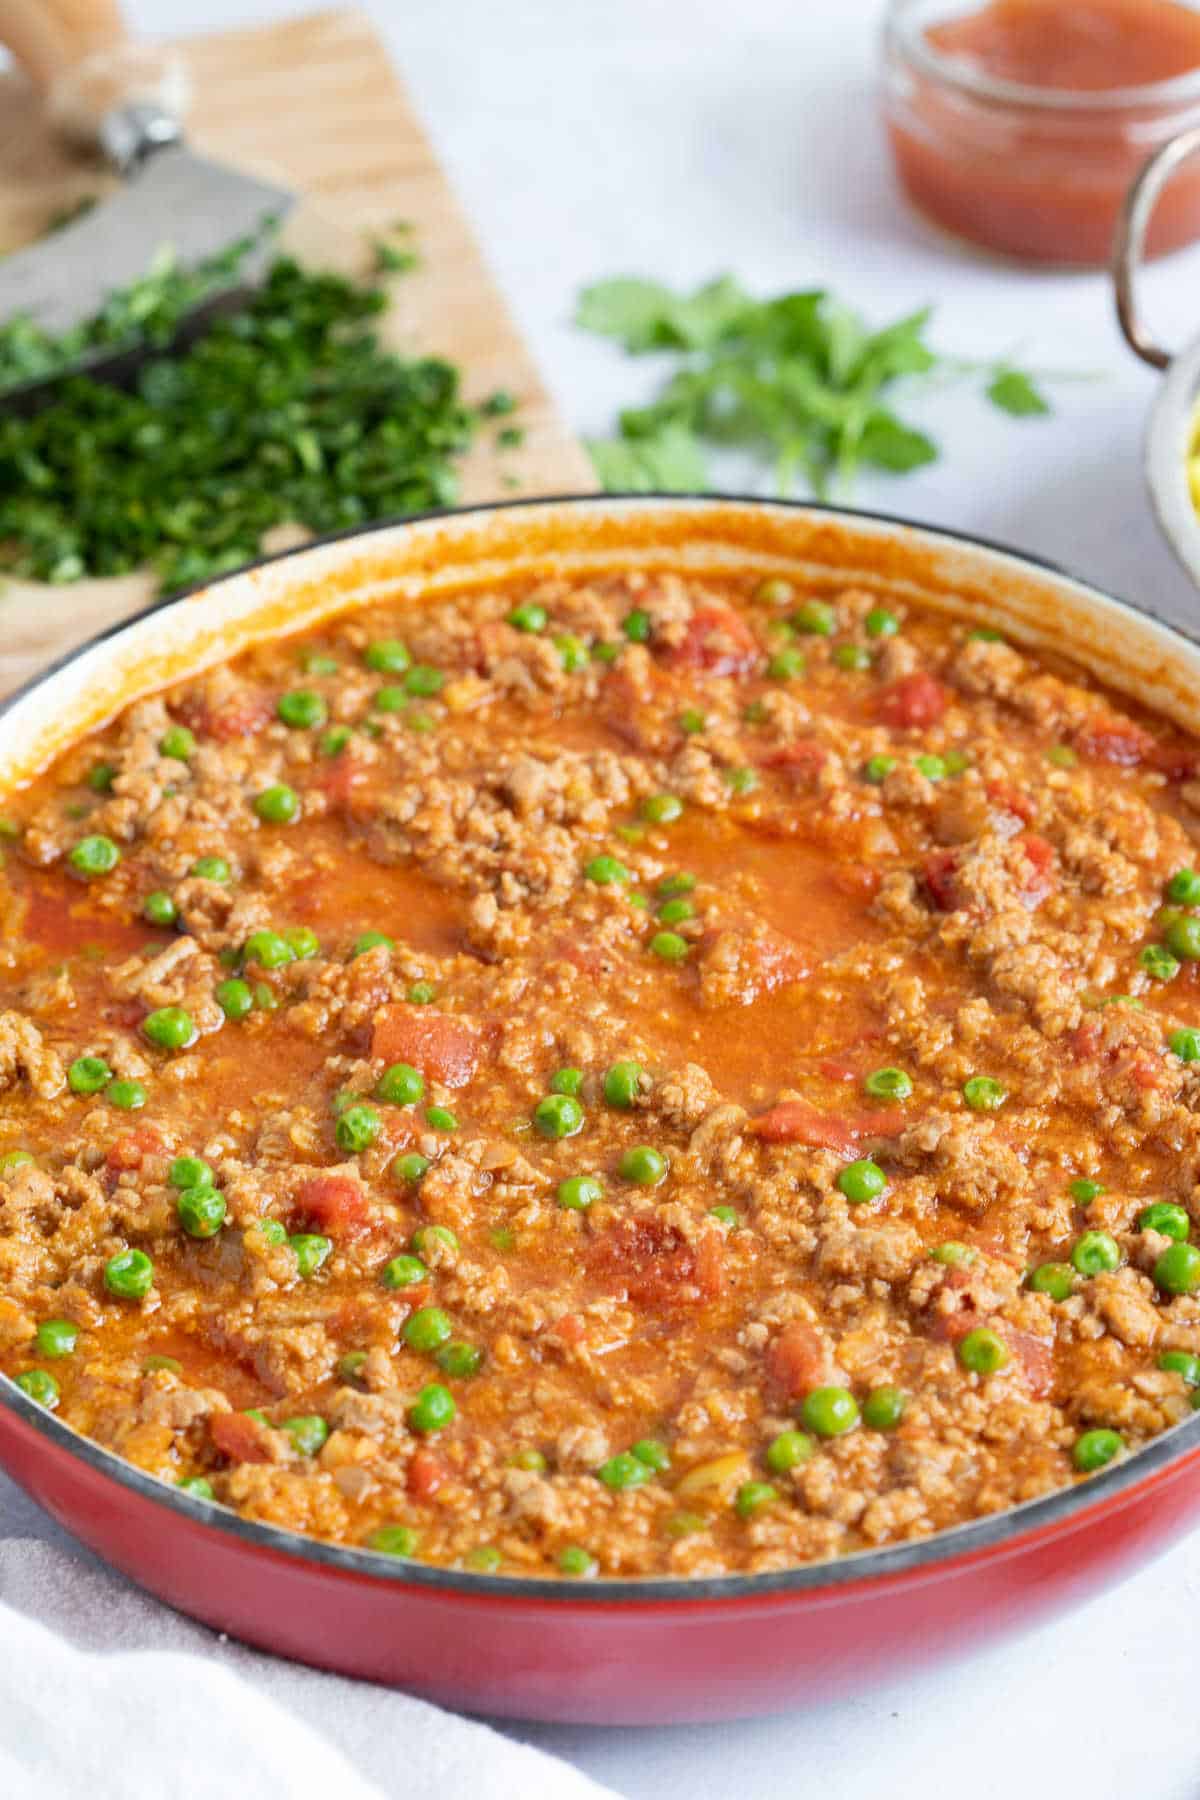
0 0 189 147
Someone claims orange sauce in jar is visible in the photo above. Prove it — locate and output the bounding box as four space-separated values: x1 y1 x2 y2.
883 0 1200 265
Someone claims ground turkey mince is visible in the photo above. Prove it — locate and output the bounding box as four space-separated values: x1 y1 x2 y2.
4 567 1200 1580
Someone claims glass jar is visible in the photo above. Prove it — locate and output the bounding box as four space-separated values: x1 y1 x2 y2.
882 0 1200 266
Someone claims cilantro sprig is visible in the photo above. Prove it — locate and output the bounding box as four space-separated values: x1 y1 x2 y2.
577 274 1052 496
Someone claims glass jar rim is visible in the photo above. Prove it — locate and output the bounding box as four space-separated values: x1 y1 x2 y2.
885 0 1200 115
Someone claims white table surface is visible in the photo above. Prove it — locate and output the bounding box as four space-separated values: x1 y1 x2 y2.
10 0 1200 1793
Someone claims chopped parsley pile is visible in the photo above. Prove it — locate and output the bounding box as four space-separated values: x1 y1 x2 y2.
577 273 1052 496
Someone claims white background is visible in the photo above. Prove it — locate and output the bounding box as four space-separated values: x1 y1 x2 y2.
10 0 1200 1793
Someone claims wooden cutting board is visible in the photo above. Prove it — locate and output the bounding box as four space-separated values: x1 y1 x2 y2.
0 6 595 699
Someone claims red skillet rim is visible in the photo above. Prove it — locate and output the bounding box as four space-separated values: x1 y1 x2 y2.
3 488 1199 1606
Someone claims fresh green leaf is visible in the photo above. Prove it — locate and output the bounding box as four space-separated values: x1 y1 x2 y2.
857 412 939 472
586 423 707 492
986 369 1051 417
576 275 749 353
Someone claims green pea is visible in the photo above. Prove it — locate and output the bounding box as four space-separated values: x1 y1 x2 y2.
87 761 115 792
143 890 177 926
649 930 690 965
837 1157 887 1204
630 1439 670 1472
352 930 394 958
585 854 629 885
768 647 806 681
373 685 409 714
170 1156 212 1190
534 1093 585 1139
466 1544 503 1572
864 754 897 784
376 1063 425 1106
392 1153 430 1186
15 1369 59 1409
549 1068 584 1097
833 643 871 671
143 1355 181 1375
159 725 196 762
641 793 683 825
735 1480 779 1518
1072 1428 1124 1473
967 626 1005 642
68 1055 111 1095
436 1341 483 1378
277 689 327 729
1169 1028 1200 1063
622 608 651 643
862 1386 907 1430
942 749 971 775
930 1241 976 1265
864 1067 912 1102
555 634 589 672
189 858 232 889
618 1145 667 1186
765 1429 814 1473
792 601 835 636
335 1104 381 1154
381 1254 429 1289
1166 868 1200 905
177 1476 215 1500
1028 1262 1074 1301
957 1328 1009 1375
409 1383 456 1434
754 576 795 606
301 650 339 676
1154 1242 1200 1295
69 835 120 878
1165 912 1200 963
368 1524 419 1556
243 929 295 969
216 977 254 1021
558 1174 602 1211
289 1234 331 1279
106 1078 147 1110
338 1351 369 1384
603 1060 644 1109
1159 1350 1200 1385
254 784 300 825
280 1415 328 1457
1141 945 1180 983
143 1006 196 1051
1072 1231 1121 1277
364 640 411 674
256 1219 288 1245
404 1307 453 1353
558 1544 597 1576
679 708 707 735
0 1150 34 1173
962 1075 1006 1112
177 1186 226 1239
1139 1202 1191 1241
865 607 899 638
507 602 547 633
425 1105 457 1133
284 927 320 961
801 1386 860 1436
408 981 436 1005
405 665 445 698
709 1205 739 1229
658 873 696 899
1047 744 1077 768
725 767 759 795
597 1452 652 1491
915 753 945 780
104 1248 154 1300
657 897 695 926
1069 1178 1105 1203
35 1319 77 1359
320 725 353 757
507 1447 547 1471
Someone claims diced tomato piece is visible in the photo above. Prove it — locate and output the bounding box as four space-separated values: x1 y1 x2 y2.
293 1174 371 1239
765 1322 828 1398
819 1056 860 1083
876 671 948 729
1127 1055 1165 1092
105 1128 164 1172
759 740 827 783
550 1312 587 1346
1007 1327 1054 1398
371 1008 480 1088
830 865 881 902
318 752 367 809
589 1218 724 1308
1073 716 1155 767
1148 739 1199 782
664 605 761 677
922 848 962 911
747 1101 907 1151
986 780 1035 825
179 691 273 744
210 1412 275 1465
407 1447 447 1499
1069 1018 1102 1061
1018 833 1056 906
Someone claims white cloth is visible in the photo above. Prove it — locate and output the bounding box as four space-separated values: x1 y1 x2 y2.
0 1534 620 1800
